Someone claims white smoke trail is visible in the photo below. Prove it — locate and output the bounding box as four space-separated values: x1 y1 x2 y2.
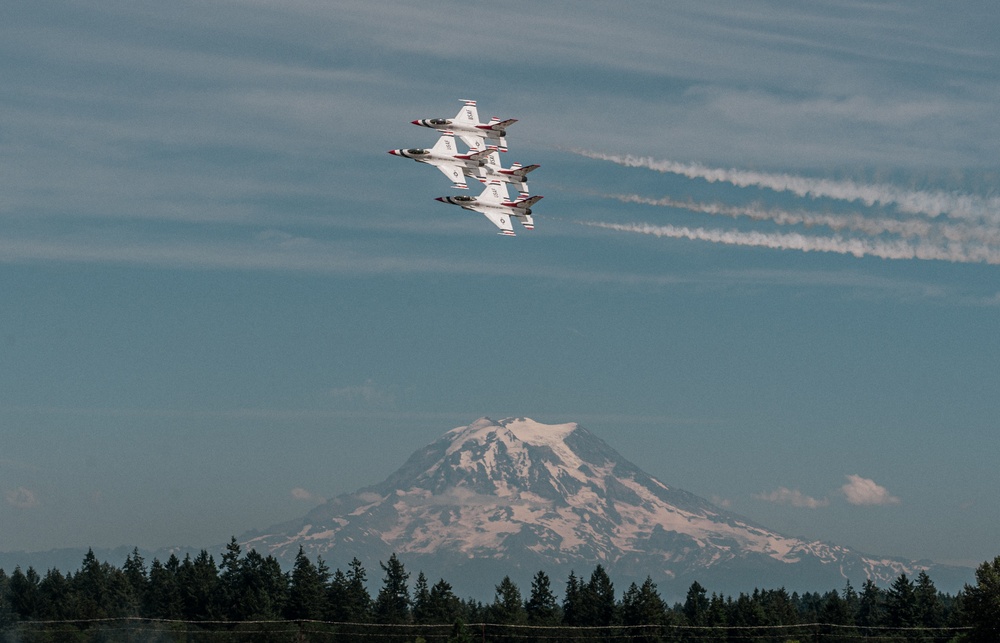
576 150 1000 222
580 221 1000 264
605 193 1000 245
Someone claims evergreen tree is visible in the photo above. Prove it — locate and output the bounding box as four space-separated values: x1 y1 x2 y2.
448 618 474 643
841 580 860 622
238 549 288 620
886 573 917 629
795 590 824 623
682 581 709 626
147 555 183 619
581 564 616 626
758 587 797 626
286 546 328 621
122 548 148 615
488 576 526 624
345 557 373 622
525 570 559 626
426 579 464 625
857 579 885 631
177 550 221 621
819 589 857 643
72 549 110 619
374 553 411 624
562 570 582 626
327 568 349 621
7 566 40 620
620 577 667 643
731 592 766 632
914 570 944 633
0 569 11 627
412 571 432 624
37 568 73 621
217 539 288 621
962 555 1000 643
706 592 728 628
218 536 244 619
327 559 373 624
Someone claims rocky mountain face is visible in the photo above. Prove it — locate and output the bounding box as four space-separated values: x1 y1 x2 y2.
244 417 970 600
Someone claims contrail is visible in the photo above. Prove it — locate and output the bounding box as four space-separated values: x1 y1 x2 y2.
604 193 1000 245
580 221 1000 264
575 150 1000 222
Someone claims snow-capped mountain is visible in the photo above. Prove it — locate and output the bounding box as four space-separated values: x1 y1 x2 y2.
244 417 969 599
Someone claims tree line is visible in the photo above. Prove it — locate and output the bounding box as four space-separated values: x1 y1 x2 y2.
1 538 999 642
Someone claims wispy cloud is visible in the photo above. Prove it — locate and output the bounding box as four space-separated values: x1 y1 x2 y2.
754 487 829 509
329 379 396 408
710 495 732 509
5 486 40 509
841 474 900 506
291 488 324 503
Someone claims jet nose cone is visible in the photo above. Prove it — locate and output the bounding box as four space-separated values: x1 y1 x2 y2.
388 149 399 155
434 197 445 202
411 120 421 126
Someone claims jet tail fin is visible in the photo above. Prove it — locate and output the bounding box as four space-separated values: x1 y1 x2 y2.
514 194 543 209
454 100 479 126
478 181 509 204
486 118 518 130
510 164 540 179
430 134 458 155
466 148 494 162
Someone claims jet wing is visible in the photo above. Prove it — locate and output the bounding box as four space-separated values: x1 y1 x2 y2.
469 206 515 236
456 132 487 151
434 162 468 189
514 212 535 230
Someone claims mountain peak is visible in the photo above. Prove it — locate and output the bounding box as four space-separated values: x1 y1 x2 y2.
244 416 969 598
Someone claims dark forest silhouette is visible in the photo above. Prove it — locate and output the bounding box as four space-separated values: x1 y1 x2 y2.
2 539 998 641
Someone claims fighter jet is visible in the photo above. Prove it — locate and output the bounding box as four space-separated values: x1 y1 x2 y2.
435 181 542 236
479 146 540 193
412 99 516 152
388 133 493 190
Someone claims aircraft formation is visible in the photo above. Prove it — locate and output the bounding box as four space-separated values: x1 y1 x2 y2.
390 100 541 236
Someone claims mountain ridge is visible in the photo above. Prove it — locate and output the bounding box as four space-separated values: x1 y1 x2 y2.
240 416 973 599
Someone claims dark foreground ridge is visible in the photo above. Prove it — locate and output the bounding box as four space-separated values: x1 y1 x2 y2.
2 543 999 642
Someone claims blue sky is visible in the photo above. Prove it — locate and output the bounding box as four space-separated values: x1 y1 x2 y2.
2 0 998 571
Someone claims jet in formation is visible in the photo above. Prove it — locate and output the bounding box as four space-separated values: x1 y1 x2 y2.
411 99 516 152
388 134 493 190
435 181 541 237
391 100 541 235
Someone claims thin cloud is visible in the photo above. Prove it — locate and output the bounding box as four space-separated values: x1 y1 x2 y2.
329 379 396 408
5 486 40 509
754 487 829 509
710 495 732 509
291 488 324 503
841 474 900 506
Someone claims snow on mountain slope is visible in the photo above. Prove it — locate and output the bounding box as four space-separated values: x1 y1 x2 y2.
244 417 967 598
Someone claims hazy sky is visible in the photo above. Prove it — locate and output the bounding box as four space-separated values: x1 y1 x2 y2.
2 0 998 571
